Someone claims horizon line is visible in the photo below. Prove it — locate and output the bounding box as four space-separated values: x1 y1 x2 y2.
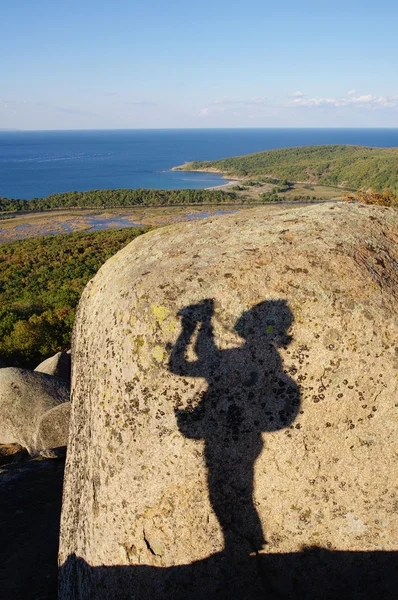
2 126 398 133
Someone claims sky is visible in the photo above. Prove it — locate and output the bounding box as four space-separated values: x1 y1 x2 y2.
1 0 398 129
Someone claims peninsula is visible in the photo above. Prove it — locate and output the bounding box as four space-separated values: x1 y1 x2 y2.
173 144 398 192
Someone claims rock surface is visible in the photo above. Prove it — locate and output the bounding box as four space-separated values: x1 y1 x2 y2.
35 351 71 380
0 368 70 455
35 401 71 453
59 203 398 599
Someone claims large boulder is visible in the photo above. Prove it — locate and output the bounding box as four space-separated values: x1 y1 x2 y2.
35 401 71 454
59 204 398 599
0 368 70 455
35 351 71 380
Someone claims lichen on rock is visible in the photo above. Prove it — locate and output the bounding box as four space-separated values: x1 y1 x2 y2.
59 203 398 599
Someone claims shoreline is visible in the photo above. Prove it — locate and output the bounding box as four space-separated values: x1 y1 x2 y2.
171 164 243 190
171 165 356 192
171 164 231 177
171 164 240 189
205 179 240 191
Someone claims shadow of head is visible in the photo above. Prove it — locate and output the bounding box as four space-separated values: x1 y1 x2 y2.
234 299 293 347
169 297 300 436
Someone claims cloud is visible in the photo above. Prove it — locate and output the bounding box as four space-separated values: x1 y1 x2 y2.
290 93 398 109
199 90 398 120
350 94 373 103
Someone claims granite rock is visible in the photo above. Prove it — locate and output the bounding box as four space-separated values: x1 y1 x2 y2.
59 203 398 599
35 401 71 454
35 351 71 380
0 368 70 455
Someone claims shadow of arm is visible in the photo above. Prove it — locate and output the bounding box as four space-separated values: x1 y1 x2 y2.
168 317 203 377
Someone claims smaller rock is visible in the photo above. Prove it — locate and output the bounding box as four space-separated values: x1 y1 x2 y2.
35 402 71 454
0 443 29 466
0 368 70 455
39 446 67 459
35 352 71 380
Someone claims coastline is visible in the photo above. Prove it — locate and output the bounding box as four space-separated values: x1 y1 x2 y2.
205 179 240 191
171 164 241 190
171 164 234 177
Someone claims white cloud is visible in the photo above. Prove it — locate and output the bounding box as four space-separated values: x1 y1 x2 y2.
350 94 373 103
348 89 356 95
290 93 398 109
198 91 398 122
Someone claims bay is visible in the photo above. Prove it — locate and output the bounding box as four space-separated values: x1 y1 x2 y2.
0 128 397 200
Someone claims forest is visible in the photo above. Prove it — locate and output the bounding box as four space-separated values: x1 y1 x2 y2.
0 226 151 367
178 145 398 192
0 188 237 213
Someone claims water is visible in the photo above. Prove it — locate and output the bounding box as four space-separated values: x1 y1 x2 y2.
46 217 144 235
0 209 245 244
85 215 142 231
0 128 397 200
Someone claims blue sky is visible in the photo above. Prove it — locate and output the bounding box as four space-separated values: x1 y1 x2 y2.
1 0 397 129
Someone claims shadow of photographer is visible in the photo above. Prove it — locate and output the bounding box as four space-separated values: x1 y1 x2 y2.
169 298 301 554
59 299 398 599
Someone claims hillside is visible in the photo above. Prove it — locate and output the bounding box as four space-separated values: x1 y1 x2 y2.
0 226 151 367
176 145 398 192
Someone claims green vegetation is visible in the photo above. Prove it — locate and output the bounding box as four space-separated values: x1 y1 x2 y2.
0 226 151 368
179 145 398 192
259 191 280 203
0 188 237 214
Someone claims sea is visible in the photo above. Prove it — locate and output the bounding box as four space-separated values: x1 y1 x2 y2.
1 128 398 200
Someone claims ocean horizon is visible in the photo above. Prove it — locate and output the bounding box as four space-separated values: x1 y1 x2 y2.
1 128 398 200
